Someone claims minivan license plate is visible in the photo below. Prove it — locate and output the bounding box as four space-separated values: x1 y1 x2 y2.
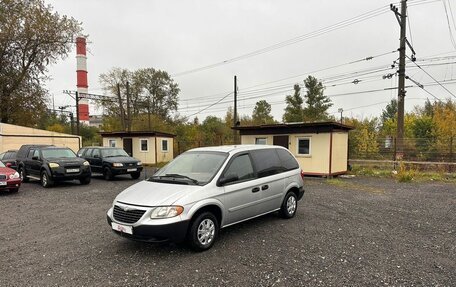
66 168 80 173
111 222 133 234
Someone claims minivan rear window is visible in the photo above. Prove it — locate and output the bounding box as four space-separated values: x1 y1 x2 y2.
250 149 283 178
276 149 299 170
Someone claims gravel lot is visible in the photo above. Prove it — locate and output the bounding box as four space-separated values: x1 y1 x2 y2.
0 172 455 286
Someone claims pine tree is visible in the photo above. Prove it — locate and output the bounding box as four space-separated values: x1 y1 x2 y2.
302 76 333 121
283 84 303 122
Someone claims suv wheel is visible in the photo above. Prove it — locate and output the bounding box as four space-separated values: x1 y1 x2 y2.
188 212 219 251
280 191 298 219
103 167 114 180
79 176 91 185
41 171 53 188
19 167 29 183
130 172 140 179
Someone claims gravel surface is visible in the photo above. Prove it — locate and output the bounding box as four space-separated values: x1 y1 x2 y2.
0 172 454 286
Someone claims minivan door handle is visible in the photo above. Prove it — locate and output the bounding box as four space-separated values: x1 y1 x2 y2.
261 185 269 190
251 187 260 193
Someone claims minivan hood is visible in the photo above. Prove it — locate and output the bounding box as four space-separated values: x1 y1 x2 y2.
115 180 201 206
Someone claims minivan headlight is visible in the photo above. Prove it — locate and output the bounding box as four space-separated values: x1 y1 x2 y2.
150 206 184 219
112 163 123 167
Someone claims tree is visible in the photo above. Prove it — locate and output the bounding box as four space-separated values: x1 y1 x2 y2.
381 99 397 124
252 100 274 125
302 76 332 121
283 84 303 122
0 0 82 124
98 67 180 129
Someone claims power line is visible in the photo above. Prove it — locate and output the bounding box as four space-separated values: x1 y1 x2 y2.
442 0 456 50
408 55 456 99
171 5 392 77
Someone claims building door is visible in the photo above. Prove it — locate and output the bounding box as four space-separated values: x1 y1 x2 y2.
123 138 133 156
273 135 289 149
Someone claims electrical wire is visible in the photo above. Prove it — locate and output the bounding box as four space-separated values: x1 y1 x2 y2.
407 55 456 99
443 0 456 50
171 5 392 77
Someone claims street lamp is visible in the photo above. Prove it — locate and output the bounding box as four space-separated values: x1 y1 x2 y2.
338 108 343 124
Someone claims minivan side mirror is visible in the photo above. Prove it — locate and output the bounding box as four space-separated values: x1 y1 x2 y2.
218 173 239 186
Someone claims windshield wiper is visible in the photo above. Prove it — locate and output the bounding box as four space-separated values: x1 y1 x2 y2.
158 174 199 185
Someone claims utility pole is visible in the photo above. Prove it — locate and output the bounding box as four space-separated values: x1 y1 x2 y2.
75 91 80 136
69 113 74 134
391 0 407 161
126 81 131 132
116 83 126 131
233 75 238 144
147 96 152 131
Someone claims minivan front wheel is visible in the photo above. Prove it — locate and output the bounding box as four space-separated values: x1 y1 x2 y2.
280 191 298 219
188 212 219 251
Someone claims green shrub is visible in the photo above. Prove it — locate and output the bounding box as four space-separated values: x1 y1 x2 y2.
396 162 416 182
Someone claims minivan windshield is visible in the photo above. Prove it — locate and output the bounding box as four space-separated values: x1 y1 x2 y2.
151 151 228 185
101 148 129 157
42 148 77 159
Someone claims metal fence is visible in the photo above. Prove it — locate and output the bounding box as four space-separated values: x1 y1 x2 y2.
349 137 455 163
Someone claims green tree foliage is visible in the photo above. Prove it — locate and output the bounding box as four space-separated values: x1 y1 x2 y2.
252 100 274 125
0 0 82 125
381 99 397 124
98 67 179 130
283 84 303 122
302 76 333 121
345 117 380 159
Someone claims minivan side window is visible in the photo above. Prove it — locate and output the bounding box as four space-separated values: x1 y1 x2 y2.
276 149 299 170
250 149 284 178
223 154 255 182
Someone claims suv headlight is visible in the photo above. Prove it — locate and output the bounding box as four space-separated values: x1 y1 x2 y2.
137 161 142 166
49 162 59 168
112 163 123 167
150 206 184 219
9 172 20 179
83 161 90 166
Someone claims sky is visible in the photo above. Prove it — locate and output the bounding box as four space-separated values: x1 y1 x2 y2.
45 0 456 123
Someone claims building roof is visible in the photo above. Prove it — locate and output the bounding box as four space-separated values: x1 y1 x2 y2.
232 121 354 135
99 131 175 138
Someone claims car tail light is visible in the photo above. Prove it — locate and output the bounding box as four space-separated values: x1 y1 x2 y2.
300 169 305 180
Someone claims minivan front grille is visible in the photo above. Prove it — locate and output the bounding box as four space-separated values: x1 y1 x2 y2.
113 205 146 224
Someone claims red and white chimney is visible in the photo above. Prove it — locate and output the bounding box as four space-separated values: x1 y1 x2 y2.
76 37 89 124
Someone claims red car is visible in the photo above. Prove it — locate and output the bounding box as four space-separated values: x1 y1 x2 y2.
0 161 21 192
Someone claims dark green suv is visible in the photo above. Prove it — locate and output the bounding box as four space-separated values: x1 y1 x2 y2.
77 147 143 180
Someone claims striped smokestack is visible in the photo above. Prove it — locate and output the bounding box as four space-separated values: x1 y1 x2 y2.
76 37 89 124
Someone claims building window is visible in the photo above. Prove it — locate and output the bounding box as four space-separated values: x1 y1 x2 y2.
255 138 267 145
161 139 168 152
297 138 311 155
108 139 116 147
140 139 148 152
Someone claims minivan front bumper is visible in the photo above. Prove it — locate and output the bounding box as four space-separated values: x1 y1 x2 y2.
107 215 189 243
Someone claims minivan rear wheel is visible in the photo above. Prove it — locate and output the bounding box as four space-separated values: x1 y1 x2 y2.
188 212 219 251
280 191 298 219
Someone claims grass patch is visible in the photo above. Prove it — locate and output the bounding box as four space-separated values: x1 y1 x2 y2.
349 163 456 183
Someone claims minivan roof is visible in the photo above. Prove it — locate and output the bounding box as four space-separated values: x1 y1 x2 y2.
188 145 287 154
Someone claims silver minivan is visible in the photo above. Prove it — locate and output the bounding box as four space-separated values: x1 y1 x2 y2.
107 145 305 251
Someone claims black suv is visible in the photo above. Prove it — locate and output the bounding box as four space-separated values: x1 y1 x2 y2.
16 145 92 187
78 147 143 180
